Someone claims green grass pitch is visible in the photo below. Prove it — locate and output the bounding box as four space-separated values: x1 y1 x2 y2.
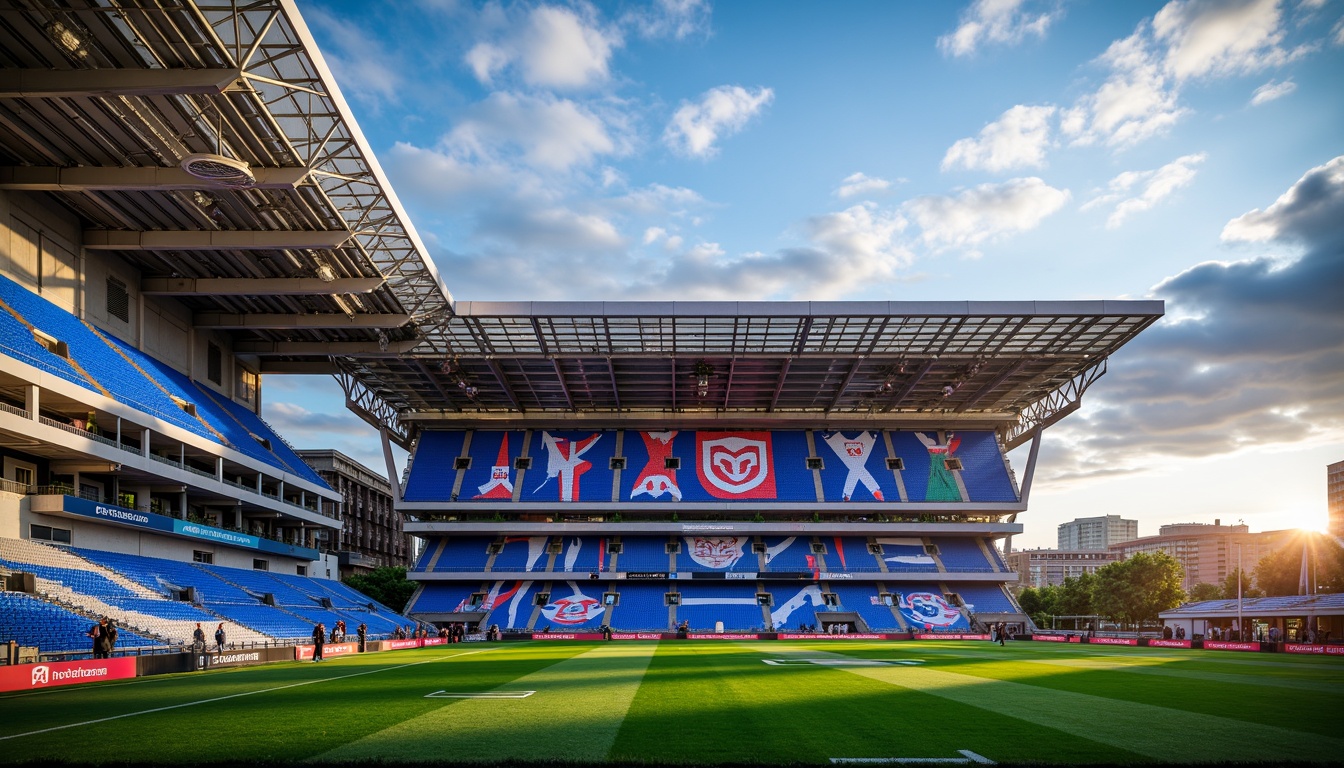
1 640 1340 767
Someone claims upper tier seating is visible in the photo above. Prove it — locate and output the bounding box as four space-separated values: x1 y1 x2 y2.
553 536 602 572
675 535 756 572
433 536 495 572
616 537 672 572
72 547 257 604
761 536 815 571
873 537 937 571
0 274 327 486
824 537 882 572
405 428 1019 503
491 536 551 572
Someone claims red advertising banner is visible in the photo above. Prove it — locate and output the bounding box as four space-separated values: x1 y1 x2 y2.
0 657 137 693
1089 637 1138 646
776 633 892 640
1283 643 1344 655
386 639 421 650
295 642 359 660
687 633 761 640
611 633 666 640
1030 634 1073 643
531 633 605 640
1147 639 1192 648
1203 641 1261 652
422 637 447 646
915 633 992 641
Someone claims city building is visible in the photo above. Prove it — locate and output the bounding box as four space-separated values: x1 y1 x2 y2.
296 450 411 577
1108 520 1292 591
1329 460 1344 539
1057 514 1138 550
1005 548 1122 589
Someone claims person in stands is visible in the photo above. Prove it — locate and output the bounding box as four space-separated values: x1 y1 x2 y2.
312 623 326 662
214 623 227 652
192 622 206 649
357 623 367 652
104 618 118 656
87 619 104 658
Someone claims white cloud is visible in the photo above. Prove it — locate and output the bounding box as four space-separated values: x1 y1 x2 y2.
835 172 895 199
625 0 712 40
1083 153 1207 228
1062 30 1187 148
1039 156 1344 481
905 177 1071 252
938 0 1059 57
942 105 1056 172
1152 0 1298 82
1250 78 1297 105
664 85 774 157
477 205 624 252
464 5 620 89
444 92 622 172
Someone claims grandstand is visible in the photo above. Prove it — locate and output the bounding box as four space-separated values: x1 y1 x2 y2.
0 0 1162 661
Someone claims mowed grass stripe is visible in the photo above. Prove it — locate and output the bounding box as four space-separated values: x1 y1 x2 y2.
0 644 588 764
611 642 1144 765
1017 656 1344 694
835 656 1344 763
318 642 656 763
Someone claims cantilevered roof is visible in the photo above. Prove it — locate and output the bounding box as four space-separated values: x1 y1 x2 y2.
0 0 451 353
338 300 1163 449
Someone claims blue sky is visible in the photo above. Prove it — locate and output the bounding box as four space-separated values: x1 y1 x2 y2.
264 0 1344 549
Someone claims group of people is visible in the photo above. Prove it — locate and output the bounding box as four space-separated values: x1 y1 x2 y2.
1161 625 1189 640
989 622 1013 645
435 622 469 642
86 617 118 658
193 621 228 651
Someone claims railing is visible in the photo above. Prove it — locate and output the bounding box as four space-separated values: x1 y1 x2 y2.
148 452 182 469
184 464 215 480
0 477 31 495
39 415 119 449
0 400 29 419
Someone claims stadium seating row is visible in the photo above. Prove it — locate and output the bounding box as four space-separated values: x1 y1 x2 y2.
403 428 1018 503
419 534 1004 574
0 538 416 654
406 578 1013 632
0 273 326 486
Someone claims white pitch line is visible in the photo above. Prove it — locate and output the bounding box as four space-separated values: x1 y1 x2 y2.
0 648 494 742
424 690 536 698
831 751 992 765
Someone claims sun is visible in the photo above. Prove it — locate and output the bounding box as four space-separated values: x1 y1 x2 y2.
1283 507 1330 534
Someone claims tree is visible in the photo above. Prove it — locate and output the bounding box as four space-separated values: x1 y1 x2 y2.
1188 582 1222 602
1017 584 1060 628
1091 551 1186 626
1254 534 1344 596
1057 572 1095 617
1220 568 1261 599
343 566 417 613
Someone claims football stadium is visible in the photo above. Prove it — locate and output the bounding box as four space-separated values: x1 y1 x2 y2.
0 2 1340 766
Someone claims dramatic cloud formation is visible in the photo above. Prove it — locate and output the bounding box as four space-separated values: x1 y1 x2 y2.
835 172 895 199
905 177 1071 253
466 5 619 89
938 0 1059 57
1152 0 1300 82
1082 153 1207 228
664 85 774 157
1039 155 1344 484
942 105 1056 173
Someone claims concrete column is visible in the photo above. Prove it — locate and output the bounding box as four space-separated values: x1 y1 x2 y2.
179 491 188 520
24 385 39 419
142 429 151 458
215 457 223 483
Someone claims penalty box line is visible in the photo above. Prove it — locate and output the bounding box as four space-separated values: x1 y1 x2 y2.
0 648 497 742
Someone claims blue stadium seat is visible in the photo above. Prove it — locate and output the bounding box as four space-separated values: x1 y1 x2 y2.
616 537 673 572
674 583 766 631
0 592 158 656
610 583 672 630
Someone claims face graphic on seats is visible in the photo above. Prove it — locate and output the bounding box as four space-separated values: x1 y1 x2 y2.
541 594 604 625
688 536 747 569
898 592 962 628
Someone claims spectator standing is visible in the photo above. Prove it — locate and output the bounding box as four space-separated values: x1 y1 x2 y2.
104 618 118 656
87 619 103 659
214 623 227 652
312 623 325 662
192 622 206 649
357 623 367 652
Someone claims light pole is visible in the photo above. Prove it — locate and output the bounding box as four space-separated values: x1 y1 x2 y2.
1236 542 1243 642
